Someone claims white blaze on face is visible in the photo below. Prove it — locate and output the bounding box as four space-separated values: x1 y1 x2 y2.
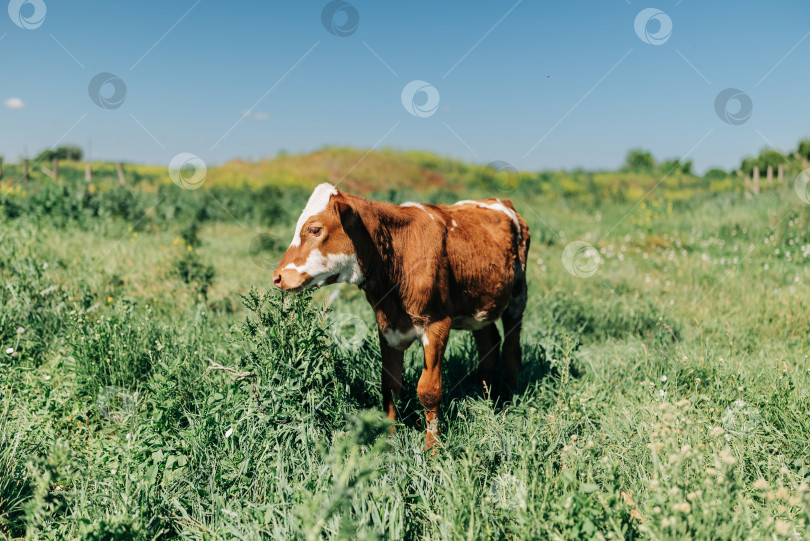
284 182 363 288
289 182 338 247
283 249 363 288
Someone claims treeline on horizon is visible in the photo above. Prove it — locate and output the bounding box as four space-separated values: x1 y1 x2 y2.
0 139 808 228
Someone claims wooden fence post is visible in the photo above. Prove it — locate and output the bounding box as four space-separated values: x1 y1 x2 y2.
778 164 784 184
737 169 760 198
766 164 773 185
116 162 126 185
85 163 92 182
0 157 3 181
23 159 29 184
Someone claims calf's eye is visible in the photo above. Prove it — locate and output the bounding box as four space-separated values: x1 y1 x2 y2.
309 227 322 236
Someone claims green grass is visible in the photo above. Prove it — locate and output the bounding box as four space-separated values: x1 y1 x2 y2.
2 175 810 539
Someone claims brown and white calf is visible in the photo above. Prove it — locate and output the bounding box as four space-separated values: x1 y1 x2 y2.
273 183 530 448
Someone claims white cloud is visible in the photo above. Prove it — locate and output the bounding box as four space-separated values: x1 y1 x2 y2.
4 97 25 110
240 109 268 121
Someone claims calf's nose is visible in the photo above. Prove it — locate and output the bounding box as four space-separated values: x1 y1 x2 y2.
273 274 282 288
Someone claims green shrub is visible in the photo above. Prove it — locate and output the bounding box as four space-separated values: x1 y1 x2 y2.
173 250 215 299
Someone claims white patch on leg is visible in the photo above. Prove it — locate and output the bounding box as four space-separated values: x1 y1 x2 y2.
415 326 429 346
290 183 338 247
427 417 438 433
383 327 418 350
383 325 429 349
284 249 363 287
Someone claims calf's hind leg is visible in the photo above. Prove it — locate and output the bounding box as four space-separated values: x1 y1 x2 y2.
500 313 522 400
500 273 527 401
473 323 502 398
379 339 404 422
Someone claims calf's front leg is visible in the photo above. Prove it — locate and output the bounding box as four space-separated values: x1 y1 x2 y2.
417 318 451 450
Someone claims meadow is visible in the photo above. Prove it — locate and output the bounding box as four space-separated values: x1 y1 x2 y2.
1 148 810 540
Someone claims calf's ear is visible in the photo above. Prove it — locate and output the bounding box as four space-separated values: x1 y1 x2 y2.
334 198 372 259
334 200 358 228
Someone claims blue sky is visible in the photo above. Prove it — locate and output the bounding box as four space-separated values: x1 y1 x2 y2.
1 0 808 173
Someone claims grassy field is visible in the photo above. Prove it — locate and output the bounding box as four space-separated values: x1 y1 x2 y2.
2 154 810 540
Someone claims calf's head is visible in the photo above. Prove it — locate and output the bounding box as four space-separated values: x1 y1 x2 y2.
273 183 364 291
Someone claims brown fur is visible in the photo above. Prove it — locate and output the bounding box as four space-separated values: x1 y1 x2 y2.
274 186 530 449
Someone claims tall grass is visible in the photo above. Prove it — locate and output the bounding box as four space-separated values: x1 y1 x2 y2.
2 161 810 538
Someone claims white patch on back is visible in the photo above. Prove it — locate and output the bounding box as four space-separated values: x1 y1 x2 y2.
453 199 521 242
290 183 338 247
400 202 435 220
283 249 364 287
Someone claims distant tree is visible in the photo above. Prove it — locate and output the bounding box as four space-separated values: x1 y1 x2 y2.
623 149 655 172
759 149 785 170
739 156 757 175
796 139 810 163
35 145 83 163
658 158 693 176
35 148 53 162
703 168 729 181
739 149 785 175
